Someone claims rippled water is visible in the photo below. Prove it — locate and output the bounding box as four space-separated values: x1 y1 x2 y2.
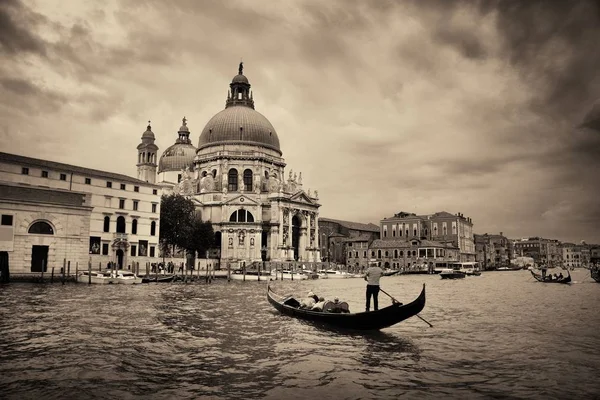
1 270 599 399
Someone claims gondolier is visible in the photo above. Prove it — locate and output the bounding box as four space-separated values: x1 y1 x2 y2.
365 259 384 311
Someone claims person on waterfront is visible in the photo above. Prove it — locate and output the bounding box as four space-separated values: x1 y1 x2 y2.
364 260 384 312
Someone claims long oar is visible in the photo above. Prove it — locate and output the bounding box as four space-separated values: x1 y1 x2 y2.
379 287 433 328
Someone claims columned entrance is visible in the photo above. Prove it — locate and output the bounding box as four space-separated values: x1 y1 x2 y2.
292 215 300 261
31 245 49 272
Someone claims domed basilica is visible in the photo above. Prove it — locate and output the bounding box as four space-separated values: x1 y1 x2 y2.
140 63 321 264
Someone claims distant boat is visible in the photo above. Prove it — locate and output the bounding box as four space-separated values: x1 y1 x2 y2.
141 275 175 283
530 269 571 284
590 268 600 283
440 269 466 279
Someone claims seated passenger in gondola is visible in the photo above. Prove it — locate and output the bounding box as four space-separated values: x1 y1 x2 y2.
311 297 326 311
299 291 318 309
558 272 564 280
325 297 350 313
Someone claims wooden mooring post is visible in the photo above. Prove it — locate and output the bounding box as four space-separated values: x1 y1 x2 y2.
62 258 66 284
67 261 71 282
41 260 45 283
51 267 55 283
88 259 92 284
227 262 231 282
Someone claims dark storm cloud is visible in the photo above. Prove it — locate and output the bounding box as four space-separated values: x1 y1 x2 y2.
0 0 47 55
488 0 600 118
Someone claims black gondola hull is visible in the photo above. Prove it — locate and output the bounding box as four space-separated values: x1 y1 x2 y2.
267 284 426 331
530 270 571 284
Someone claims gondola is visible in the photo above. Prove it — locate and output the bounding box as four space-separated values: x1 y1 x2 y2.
530 269 571 284
267 283 426 331
383 270 401 277
591 268 600 283
141 275 176 283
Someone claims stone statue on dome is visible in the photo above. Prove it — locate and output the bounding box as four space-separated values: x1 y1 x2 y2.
314 190 319 199
200 173 214 192
239 61 243 75
298 172 302 185
268 173 280 193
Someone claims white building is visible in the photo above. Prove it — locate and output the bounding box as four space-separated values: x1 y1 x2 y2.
165 63 322 264
0 149 162 273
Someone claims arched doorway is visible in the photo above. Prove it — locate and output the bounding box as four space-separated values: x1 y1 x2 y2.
116 249 124 269
292 215 301 261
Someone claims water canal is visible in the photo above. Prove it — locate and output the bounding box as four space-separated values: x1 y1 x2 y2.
1 269 599 399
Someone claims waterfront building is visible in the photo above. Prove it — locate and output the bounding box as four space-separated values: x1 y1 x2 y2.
0 150 162 273
368 237 460 271
379 211 476 262
512 237 561 265
0 182 92 273
474 232 511 270
164 63 321 264
560 242 590 268
318 217 380 264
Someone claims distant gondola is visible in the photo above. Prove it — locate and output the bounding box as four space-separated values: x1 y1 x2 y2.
530 270 571 284
591 268 600 283
267 283 426 331
141 275 176 283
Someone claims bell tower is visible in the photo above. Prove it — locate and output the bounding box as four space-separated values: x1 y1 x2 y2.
137 121 159 183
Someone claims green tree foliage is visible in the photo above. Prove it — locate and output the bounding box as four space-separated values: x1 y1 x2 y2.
186 216 215 258
159 194 195 254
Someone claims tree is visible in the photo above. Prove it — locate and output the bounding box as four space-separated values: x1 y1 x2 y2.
159 194 195 255
185 216 215 258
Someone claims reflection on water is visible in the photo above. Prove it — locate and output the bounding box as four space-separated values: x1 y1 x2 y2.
1 270 600 399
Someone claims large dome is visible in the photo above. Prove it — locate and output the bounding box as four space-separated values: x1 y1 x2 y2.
197 105 281 154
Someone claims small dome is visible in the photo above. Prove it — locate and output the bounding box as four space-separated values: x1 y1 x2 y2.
232 74 249 84
141 123 155 140
158 143 196 173
198 106 281 154
158 117 197 173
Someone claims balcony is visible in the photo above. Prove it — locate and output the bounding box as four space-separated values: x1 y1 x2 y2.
114 232 128 240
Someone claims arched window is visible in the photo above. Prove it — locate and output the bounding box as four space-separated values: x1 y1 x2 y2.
385 250 389 257
400 251 404 256
28 221 53 234
103 216 110 232
424 228 428 237
150 221 156 236
212 169 217 178
229 210 255 222
412 250 417 257
377 250 382 258
131 219 138 235
116 216 126 233
394 249 398 258
243 169 253 191
228 169 238 191
371 251 375 257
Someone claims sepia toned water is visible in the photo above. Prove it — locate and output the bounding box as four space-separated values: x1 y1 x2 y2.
1 270 599 400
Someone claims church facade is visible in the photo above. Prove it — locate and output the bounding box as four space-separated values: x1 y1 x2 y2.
157 63 321 264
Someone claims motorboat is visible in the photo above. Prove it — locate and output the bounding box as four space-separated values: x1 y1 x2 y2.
77 270 114 284
108 270 143 284
440 269 466 279
271 270 309 280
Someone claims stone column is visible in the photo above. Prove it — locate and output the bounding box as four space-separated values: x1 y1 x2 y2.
288 208 293 260
279 206 284 246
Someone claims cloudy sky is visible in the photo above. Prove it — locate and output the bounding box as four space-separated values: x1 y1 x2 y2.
1 0 600 243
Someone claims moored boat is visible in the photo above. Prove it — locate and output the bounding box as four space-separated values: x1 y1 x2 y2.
112 270 143 284
141 274 176 283
267 283 426 331
530 269 571 284
591 268 600 283
77 270 114 284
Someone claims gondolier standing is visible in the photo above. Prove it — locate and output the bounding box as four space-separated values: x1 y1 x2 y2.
364 259 384 311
